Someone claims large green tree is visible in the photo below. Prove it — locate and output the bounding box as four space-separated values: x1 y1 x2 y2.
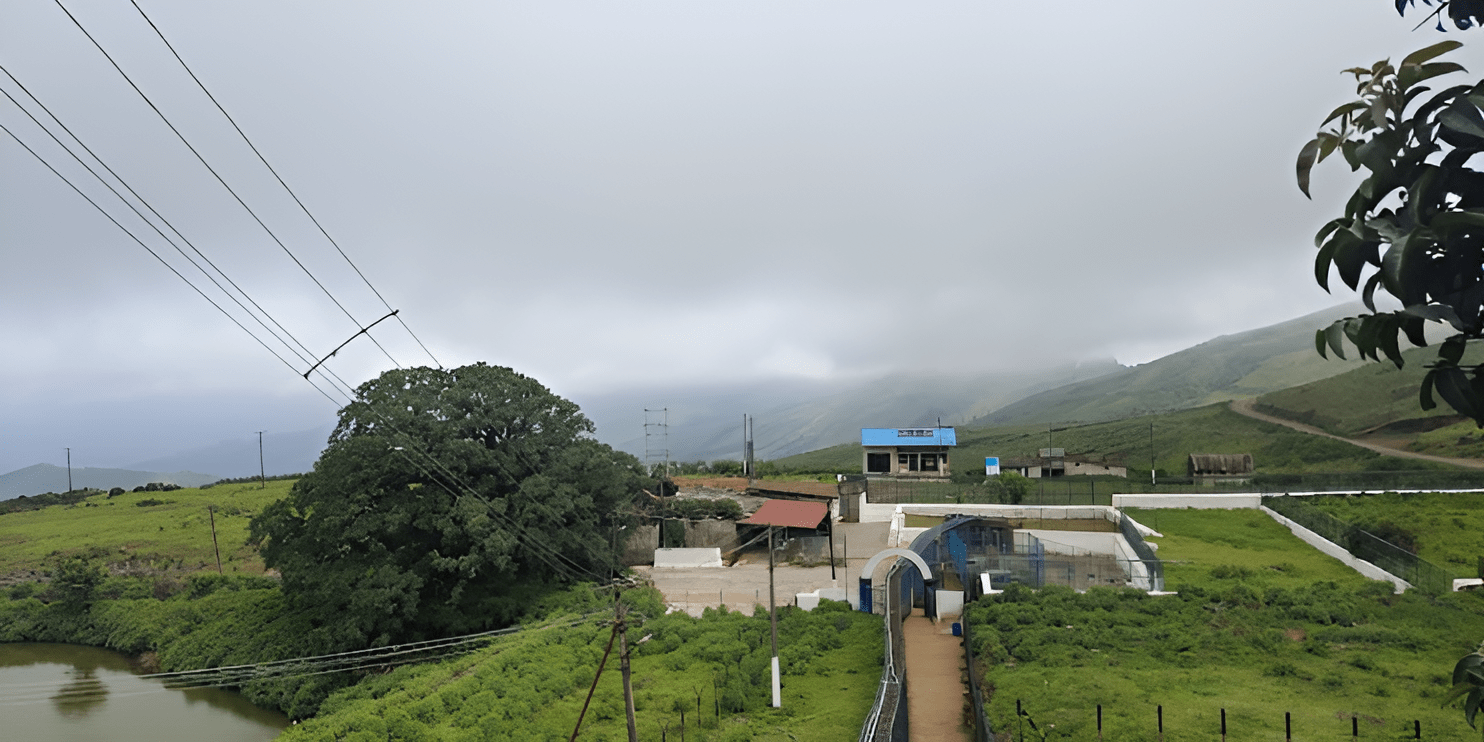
250 363 648 646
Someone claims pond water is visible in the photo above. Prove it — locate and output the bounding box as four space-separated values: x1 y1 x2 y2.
0 643 288 741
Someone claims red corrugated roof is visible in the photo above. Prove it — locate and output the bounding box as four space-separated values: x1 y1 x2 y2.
739 499 829 529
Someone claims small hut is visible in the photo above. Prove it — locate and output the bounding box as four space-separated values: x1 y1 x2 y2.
1187 453 1254 478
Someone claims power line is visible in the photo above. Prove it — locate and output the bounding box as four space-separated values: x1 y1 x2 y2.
127 0 442 370
50 0 402 370
0 66 328 378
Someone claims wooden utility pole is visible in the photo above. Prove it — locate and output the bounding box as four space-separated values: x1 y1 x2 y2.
209 507 223 574
66 448 72 492
257 431 266 488
618 600 639 742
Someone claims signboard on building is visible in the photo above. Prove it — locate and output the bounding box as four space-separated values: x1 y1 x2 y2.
1038 448 1065 458
985 457 1000 476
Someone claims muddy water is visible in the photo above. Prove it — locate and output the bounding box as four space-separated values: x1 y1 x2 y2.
0 643 288 741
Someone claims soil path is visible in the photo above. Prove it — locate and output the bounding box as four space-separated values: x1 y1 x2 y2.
1228 398 1484 470
903 610 970 742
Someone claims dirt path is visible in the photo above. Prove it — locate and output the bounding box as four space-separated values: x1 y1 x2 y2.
1228 398 1484 470
903 610 970 742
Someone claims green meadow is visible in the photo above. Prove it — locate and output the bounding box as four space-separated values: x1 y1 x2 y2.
1303 491 1484 579
968 509 1484 742
0 480 293 576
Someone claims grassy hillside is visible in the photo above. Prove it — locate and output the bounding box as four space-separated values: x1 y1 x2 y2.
968 509 1484 742
777 403 1437 477
1304 491 1484 578
1252 345 1484 436
0 480 291 578
977 304 1368 426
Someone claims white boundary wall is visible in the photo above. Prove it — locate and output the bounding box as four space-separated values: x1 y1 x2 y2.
1112 494 1261 509
653 548 723 569
1104 491 1413 593
1259 506 1411 593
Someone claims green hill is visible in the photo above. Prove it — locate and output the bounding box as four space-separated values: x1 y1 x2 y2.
1252 344 1484 442
776 403 1438 477
976 304 1367 426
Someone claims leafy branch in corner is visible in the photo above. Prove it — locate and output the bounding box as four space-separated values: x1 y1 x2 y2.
1296 40 1484 425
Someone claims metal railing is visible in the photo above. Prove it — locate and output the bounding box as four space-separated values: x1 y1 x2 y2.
1118 512 1166 592
960 613 996 742
1261 496 1453 594
858 560 910 742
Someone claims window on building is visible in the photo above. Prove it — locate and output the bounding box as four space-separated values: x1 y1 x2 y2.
866 452 891 473
898 453 919 471
920 453 939 471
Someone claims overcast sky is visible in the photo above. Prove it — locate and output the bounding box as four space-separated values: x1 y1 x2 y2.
0 1 1471 473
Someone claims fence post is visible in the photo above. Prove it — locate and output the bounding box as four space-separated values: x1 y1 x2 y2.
1158 704 1163 742
1097 704 1102 740
1286 711 1291 742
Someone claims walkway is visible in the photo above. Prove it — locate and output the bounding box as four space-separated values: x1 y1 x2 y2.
902 609 970 742
1228 398 1484 470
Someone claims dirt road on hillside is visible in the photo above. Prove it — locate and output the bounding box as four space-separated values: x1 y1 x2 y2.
1228 398 1484 470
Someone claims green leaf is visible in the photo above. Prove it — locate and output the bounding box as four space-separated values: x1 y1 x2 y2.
1315 238 1338 292
1316 329 1328 359
1440 335 1469 365
1422 369 1439 410
1321 101 1367 127
1400 61 1467 91
1325 322 1349 360
1314 219 1345 249
1379 315 1404 368
1297 138 1321 198
1432 366 1481 421
1362 272 1384 312
1438 106 1484 139
1401 40 1463 71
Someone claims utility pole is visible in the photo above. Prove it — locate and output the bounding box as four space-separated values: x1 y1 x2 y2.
65 448 72 492
209 507 223 574
617 600 639 742
1149 420 1156 488
257 431 266 488
768 525 780 707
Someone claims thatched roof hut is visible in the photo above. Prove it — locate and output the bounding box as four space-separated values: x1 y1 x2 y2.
1187 453 1253 477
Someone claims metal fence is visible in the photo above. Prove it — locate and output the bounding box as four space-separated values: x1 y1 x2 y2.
1118 512 1166 592
1261 496 1453 594
858 560 910 742
960 613 996 742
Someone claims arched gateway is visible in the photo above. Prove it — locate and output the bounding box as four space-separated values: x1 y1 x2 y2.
857 547 934 614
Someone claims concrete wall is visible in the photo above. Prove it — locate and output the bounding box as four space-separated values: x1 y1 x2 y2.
654 548 723 569
1259 506 1410 593
684 520 739 551
1111 494 1262 509
621 524 660 566
779 535 834 563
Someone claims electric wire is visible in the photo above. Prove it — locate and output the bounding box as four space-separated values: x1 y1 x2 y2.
0 613 607 707
0 118 351 410
0 67 330 382
50 0 402 370
127 0 442 370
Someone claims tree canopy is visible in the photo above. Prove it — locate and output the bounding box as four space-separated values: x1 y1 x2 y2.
250 363 648 646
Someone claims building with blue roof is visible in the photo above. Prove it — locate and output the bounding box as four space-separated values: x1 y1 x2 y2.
860 427 956 478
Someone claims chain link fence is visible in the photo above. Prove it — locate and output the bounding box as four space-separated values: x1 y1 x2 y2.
858 560 910 742
1261 496 1453 594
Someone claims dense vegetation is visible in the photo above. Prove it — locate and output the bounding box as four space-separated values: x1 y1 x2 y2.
967 509 1484 742
280 592 881 742
250 363 652 647
1305 491 1484 579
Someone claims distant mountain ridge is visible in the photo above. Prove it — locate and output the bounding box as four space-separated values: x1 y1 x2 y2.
976 304 1370 426
0 464 220 500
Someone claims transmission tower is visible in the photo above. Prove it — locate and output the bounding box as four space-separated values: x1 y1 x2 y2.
644 408 669 479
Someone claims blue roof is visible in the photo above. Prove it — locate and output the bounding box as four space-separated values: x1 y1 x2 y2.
861 427 957 447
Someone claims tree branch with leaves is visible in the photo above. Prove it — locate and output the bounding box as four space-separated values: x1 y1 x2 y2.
1296 40 1484 425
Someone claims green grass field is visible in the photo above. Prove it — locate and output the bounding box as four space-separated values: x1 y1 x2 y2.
0 481 293 576
279 598 881 742
969 509 1484 742
1304 491 1484 579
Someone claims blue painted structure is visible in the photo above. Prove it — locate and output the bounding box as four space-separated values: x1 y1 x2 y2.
860 427 957 447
